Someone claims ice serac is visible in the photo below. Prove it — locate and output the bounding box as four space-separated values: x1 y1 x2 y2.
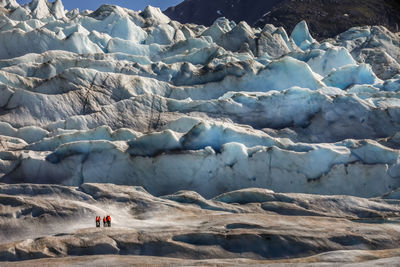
29 0 51 19
290 20 316 51
257 25 297 58
50 0 65 19
307 47 356 76
141 5 170 25
0 1 399 198
0 0 18 9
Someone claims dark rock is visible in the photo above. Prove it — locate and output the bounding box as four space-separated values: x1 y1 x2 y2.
164 0 400 40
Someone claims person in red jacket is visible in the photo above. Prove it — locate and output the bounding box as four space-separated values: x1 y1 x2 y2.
95 216 100 227
103 216 107 227
106 215 111 227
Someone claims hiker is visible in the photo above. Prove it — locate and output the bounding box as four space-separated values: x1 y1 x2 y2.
103 216 107 227
95 216 101 227
106 215 111 227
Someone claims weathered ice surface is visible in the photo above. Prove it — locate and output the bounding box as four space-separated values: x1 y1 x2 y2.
1 1 400 264
0 1 400 198
1 183 400 265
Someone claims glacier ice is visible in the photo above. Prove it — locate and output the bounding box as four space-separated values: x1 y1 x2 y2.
322 63 381 89
290 20 317 51
0 0 400 197
306 47 356 77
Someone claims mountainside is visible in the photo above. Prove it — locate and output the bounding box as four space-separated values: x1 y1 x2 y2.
164 0 281 28
164 0 400 39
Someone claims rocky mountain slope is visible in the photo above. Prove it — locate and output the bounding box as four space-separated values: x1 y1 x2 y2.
164 0 400 39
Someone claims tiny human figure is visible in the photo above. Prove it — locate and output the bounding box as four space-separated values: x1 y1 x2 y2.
103 216 107 227
106 215 111 227
95 216 100 227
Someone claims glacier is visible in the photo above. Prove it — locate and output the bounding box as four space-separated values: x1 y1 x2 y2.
2 183 400 264
0 0 400 198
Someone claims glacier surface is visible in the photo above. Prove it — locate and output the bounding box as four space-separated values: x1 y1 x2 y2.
0 0 400 197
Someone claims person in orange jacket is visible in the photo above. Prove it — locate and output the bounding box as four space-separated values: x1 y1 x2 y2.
95 216 100 227
106 215 111 227
103 216 107 227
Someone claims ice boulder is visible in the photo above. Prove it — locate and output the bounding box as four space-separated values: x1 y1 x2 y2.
257 57 323 91
180 122 276 151
27 126 139 151
128 130 181 156
307 47 356 76
257 30 292 58
216 21 256 52
145 24 182 45
323 64 381 89
202 17 236 42
9 6 30 20
46 140 124 164
356 48 400 80
383 75 400 92
0 122 48 143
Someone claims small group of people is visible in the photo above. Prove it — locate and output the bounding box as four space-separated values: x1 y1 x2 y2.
95 215 111 227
